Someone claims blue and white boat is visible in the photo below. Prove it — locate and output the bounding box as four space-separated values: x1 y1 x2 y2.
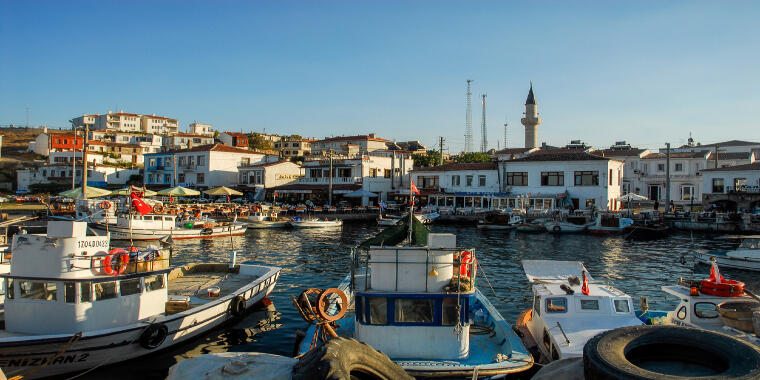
694 235 760 271
295 223 534 378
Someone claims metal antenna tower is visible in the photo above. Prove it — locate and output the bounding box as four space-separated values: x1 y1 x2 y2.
25 105 30 127
480 94 487 153
464 80 473 153
503 118 508 149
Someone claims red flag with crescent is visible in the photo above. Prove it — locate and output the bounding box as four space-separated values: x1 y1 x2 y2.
130 192 152 216
581 271 590 295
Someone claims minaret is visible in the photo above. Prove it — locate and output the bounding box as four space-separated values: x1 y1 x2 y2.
521 82 542 149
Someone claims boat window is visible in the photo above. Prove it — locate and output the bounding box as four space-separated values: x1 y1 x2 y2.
442 298 459 325
145 274 165 292
580 299 600 310
368 297 387 325
64 282 76 303
19 281 57 301
6 278 13 299
694 302 719 319
355 296 364 323
80 282 92 302
94 281 118 301
144 216 153 221
614 299 630 313
120 278 142 296
395 298 434 323
676 305 687 320
533 296 541 316
164 216 173 221
546 297 567 313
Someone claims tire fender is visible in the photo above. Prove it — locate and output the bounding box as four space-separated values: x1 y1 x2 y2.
230 295 246 316
139 323 168 350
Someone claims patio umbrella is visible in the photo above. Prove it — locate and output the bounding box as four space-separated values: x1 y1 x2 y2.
342 189 379 198
203 186 243 196
157 186 201 197
58 186 112 199
617 193 648 202
110 186 157 197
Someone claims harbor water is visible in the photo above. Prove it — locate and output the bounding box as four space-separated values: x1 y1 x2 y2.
74 222 760 379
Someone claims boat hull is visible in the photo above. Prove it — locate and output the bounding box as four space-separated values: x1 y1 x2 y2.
246 221 290 229
544 222 588 233
289 221 343 228
90 223 247 240
0 265 280 379
694 251 760 271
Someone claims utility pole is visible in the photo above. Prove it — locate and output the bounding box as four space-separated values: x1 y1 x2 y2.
328 149 333 206
173 153 177 186
480 94 487 153
714 144 719 168
82 124 90 199
503 119 508 149
71 122 77 190
438 137 445 166
26 105 30 128
464 79 473 153
665 142 670 212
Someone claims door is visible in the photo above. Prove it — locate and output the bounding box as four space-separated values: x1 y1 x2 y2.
649 185 660 201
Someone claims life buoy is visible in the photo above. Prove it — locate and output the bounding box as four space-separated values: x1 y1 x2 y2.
100 201 112 210
460 251 473 276
700 279 745 297
201 228 213 235
103 248 129 276
317 288 348 322
230 295 246 316
553 225 561 233
139 323 168 350
152 204 164 214
250 205 259 212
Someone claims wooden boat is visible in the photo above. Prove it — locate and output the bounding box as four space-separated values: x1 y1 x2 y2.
245 206 289 229
90 213 247 240
289 217 343 228
694 235 760 271
294 220 534 377
477 214 521 230
0 220 281 379
515 260 642 363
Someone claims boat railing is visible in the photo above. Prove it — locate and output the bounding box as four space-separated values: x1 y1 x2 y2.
70 248 172 277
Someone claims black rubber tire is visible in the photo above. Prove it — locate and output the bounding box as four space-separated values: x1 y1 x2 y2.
201 228 213 235
553 225 561 233
293 337 413 380
139 323 168 350
230 295 246 316
583 325 760 380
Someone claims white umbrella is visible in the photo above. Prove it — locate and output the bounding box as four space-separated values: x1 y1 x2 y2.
617 193 648 202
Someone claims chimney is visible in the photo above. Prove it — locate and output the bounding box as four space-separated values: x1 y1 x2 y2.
368 133 376 138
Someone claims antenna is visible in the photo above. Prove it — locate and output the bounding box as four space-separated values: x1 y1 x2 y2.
464 80 473 153
26 105 30 127
504 118 508 149
480 93 487 153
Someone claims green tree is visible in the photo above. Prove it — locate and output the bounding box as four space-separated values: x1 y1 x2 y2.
288 134 303 140
248 134 274 150
412 150 441 167
453 152 491 163
290 156 305 164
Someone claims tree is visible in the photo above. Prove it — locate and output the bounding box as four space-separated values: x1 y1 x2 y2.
412 150 441 168
288 134 303 140
290 156 305 164
453 152 491 164
127 174 143 186
248 134 274 150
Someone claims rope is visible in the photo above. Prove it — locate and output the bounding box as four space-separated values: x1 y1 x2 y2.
476 261 498 300
7 331 82 379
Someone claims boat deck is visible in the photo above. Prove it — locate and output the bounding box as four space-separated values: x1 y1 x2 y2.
167 264 259 306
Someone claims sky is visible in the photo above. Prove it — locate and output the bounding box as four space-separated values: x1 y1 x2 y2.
1 1 759 153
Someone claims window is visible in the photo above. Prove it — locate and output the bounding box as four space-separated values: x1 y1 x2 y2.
145 274 165 292
177 173 185 183
734 178 747 190
384 169 391 178
614 299 630 313
506 172 528 186
585 198 596 208
94 281 118 301
533 296 541 316
149 159 156 167
574 171 599 186
546 297 567 313
6 278 13 299
676 305 687 320
356 296 364 323
65 282 76 303
580 299 599 310
694 302 719 318
541 172 564 186
712 178 725 193
681 185 694 200
337 168 352 178
369 297 387 325
657 163 665 171
609 169 613 185
419 176 438 189
395 298 434 323
241 157 250 166
478 175 486 187
370 168 378 178
81 282 92 302
120 278 141 296
675 163 683 172
442 298 459 325
451 175 460 186
196 173 205 184
19 281 56 300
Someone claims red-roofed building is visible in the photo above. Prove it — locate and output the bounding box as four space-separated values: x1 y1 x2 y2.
311 133 390 155
220 132 249 148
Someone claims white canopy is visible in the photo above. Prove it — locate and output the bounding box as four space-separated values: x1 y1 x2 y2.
617 193 648 202
522 260 593 283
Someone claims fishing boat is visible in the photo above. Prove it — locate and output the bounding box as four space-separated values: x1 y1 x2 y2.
587 213 634 235
0 220 281 379
377 216 402 226
622 222 670 240
516 220 547 233
640 260 760 347
294 218 534 377
543 216 593 234
413 212 440 225
48 198 120 225
477 213 522 230
245 205 289 229
289 217 343 228
694 235 760 271
90 212 247 240
514 260 642 363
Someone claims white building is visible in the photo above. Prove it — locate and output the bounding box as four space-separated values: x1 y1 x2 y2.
28 129 83 156
274 137 314 158
143 144 277 189
598 144 651 195
238 161 303 200
17 163 139 192
411 162 503 209
700 162 760 212
71 111 178 135
189 122 214 137
163 133 215 150
311 134 391 156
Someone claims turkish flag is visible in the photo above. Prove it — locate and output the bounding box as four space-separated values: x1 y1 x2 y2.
581 271 590 295
709 260 725 284
410 181 420 195
131 192 152 216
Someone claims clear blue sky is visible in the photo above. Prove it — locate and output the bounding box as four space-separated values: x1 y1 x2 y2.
2 1 759 153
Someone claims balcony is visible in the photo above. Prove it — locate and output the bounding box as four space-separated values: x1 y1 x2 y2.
297 177 361 184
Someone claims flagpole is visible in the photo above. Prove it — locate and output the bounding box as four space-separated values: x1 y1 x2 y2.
408 179 413 244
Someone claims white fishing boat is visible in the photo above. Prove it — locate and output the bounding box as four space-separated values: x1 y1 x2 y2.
377 216 402 226
544 216 593 234
694 235 760 271
289 217 343 228
587 213 633 235
48 198 120 225
413 212 440 225
0 220 281 379
294 224 534 377
90 213 247 240
477 214 522 230
245 205 289 229
515 260 642 363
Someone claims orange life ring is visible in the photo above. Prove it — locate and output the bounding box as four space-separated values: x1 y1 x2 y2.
100 201 112 210
250 205 259 212
103 248 129 276
700 279 745 297
459 251 473 276
152 204 164 214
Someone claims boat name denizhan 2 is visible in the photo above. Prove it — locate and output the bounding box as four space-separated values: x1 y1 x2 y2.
77 239 109 248
0 353 89 367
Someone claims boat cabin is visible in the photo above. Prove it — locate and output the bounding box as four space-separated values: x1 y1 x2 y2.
352 233 474 359
114 213 179 229
2 221 169 335
661 285 757 330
